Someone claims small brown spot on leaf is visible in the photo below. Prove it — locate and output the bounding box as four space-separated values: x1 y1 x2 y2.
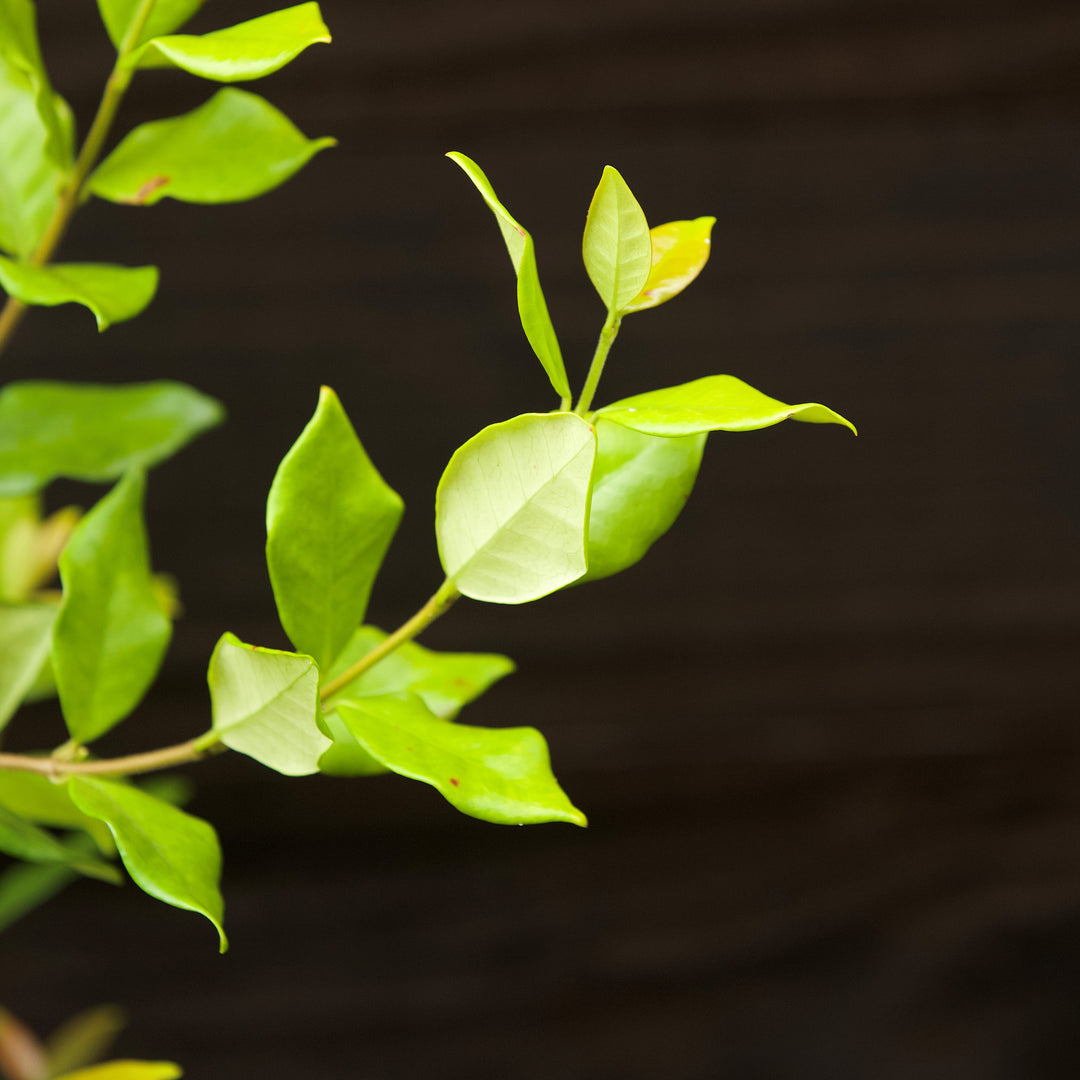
124 175 171 205
449 777 460 787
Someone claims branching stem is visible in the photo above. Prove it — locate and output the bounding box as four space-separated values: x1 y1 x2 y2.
574 312 621 416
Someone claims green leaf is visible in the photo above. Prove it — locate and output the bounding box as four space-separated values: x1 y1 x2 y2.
334 698 586 826
127 2 330 82
582 165 652 315
0 603 55 731
435 412 596 604
0 857 79 933
323 625 515 719
0 380 225 497
0 257 158 330
266 386 403 671
317 708 386 777
0 771 114 855
96 0 205 50
594 375 858 437
67 776 226 951
446 152 570 402
0 494 80 601
53 1063 181 1080
52 471 172 745
623 217 715 314
88 88 336 206
582 419 705 582
0 0 72 256
44 1005 127 1080
207 632 329 775
0 805 119 883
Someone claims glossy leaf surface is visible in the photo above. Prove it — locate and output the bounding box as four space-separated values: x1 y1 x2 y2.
323 624 514 719
0 806 119 882
447 152 570 401
595 375 857 436
583 166 652 314
128 3 330 81
68 777 226 950
53 1063 182 1080
0 771 113 854
208 632 329 775
623 217 715 313
0 604 55 731
0 257 158 330
0 380 224 497
52 472 171 745
88 88 336 206
436 412 596 604
0 0 71 256
96 0 204 50
335 698 586 826
582 420 705 582
266 386 403 671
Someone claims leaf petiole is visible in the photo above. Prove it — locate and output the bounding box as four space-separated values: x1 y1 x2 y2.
574 313 621 417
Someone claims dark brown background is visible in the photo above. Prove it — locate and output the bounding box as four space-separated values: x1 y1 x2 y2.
5 0 1080 1076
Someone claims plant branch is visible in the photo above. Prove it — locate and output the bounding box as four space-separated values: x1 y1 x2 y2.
0 738 225 780
574 313 621 416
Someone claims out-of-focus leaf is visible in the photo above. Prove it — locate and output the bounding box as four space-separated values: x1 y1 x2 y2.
52 472 171 745
334 698 587 826
266 386 402 671
0 772 114 855
207 632 329 776
127 3 330 81
96 0 204 50
0 805 119 883
436 412 596 604
594 375 857 437
581 419 705 582
0 257 158 330
0 494 80 601
446 152 570 402
623 217 715 313
45 1005 126 1080
0 857 77 933
51 1061 182 1080
323 625 515 720
0 380 224 497
582 166 652 315
0 604 55 731
0 1005 47 1080
68 777 226 951
88 88 335 206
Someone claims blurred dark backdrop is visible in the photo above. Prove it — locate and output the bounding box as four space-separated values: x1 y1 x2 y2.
6 0 1080 1076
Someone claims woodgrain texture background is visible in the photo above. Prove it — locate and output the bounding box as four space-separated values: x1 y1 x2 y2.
5 1 1080 1076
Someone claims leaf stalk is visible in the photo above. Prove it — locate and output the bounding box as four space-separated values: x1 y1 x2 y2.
574 313 621 416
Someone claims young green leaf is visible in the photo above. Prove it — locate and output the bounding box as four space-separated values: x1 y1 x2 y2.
126 2 331 82
435 412 596 604
622 217 716 314
96 0 205 51
0 604 55 731
323 624 514 719
0 257 158 330
446 152 570 402
0 380 225 497
88 88 336 206
52 1061 183 1080
52 471 172 745
583 166 652 315
0 495 80 601
0 0 72 256
594 375 857 437
0 771 114 855
334 698 586 826
266 387 403 671
207 633 329 775
581 420 705 582
67 777 226 951
0 806 119 883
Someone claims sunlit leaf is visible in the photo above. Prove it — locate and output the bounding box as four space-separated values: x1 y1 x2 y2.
0 771 114 854
96 0 205 50
582 166 652 315
623 217 715 314
436 412 595 604
207 632 329 775
45 1005 127 1080
0 603 55 731
323 625 514 719
52 471 172 745
581 420 705 582
446 152 570 402
68 777 226 951
0 257 158 330
128 2 330 81
334 698 586 826
0 380 224 497
0 805 119 883
52 1061 182 1080
266 386 402 671
594 375 857 436
88 88 336 206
